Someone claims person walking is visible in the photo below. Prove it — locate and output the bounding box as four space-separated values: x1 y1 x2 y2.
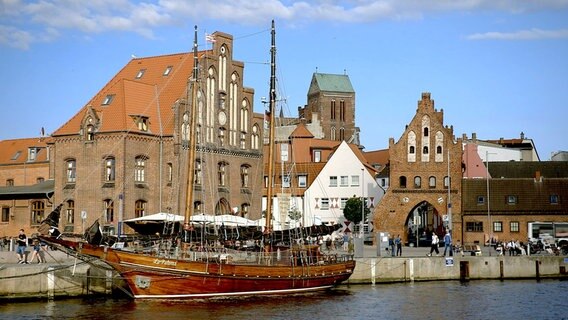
388 235 395 257
395 234 402 256
427 233 440 256
16 229 28 264
29 238 46 263
443 230 453 256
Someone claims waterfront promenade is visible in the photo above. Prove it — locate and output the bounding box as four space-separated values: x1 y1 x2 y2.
1 244 567 300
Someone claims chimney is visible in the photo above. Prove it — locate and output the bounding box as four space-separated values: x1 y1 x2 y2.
472 132 477 142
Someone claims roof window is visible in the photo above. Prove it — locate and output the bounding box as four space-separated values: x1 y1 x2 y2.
102 94 115 106
163 66 173 76
136 69 146 79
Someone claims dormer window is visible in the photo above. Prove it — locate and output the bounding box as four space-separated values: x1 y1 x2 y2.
28 147 38 161
86 124 95 141
137 116 149 131
163 66 173 76
136 69 146 79
102 94 115 106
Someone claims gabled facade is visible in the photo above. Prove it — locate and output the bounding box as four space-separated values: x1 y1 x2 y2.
304 141 383 226
48 31 264 235
373 93 463 244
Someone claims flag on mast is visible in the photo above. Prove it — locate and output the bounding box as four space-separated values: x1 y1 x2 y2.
205 33 216 43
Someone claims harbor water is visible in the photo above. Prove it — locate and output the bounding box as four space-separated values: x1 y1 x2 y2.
1 280 567 320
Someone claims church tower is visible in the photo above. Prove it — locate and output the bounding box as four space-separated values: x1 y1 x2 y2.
298 73 358 144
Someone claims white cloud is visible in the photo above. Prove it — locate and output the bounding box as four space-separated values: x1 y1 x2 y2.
2 0 568 48
467 28 568 40
0 25 33 50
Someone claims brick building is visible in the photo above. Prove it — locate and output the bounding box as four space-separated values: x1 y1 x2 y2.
0 138 52 237
462 162 568 245
44 31 264 235
372 92 463 244
298 73 358 144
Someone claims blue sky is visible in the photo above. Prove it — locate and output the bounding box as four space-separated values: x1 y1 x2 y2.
1 1 567 160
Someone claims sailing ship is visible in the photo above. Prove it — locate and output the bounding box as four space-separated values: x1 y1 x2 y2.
38 20 355 299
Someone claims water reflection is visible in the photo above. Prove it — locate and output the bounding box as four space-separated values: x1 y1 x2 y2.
2 280 567 320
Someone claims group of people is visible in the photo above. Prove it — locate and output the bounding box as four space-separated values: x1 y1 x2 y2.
388 234 403 256
15 229 47 264
427 230 454 257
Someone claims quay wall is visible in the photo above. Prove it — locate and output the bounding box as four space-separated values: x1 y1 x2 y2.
0 251 123 300
347 255 568 284
1 251 567 300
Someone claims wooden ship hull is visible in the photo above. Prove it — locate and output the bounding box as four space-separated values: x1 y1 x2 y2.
40 236 355 299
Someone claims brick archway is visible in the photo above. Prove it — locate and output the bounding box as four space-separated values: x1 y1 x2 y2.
404 200 446 246
373 193 449 245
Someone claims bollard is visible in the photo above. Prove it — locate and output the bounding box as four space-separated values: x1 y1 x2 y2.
535 260 540 281
500 260 504 281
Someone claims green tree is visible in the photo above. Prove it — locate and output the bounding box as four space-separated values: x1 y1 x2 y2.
288 208 302 221
343 196 370 224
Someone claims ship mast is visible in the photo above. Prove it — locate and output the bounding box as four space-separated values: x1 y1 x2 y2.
265 20 276 234
183 25 199 232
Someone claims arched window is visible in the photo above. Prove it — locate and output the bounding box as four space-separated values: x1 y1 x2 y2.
399 176 407 188
240 164 250 188
194 201 202 214
66 159 76 183
181 112 190 148
444 176 450 189
218 162 228 186
104 157 115 182
429 176 436 188
194 159 202 185
409 146 415 154
423 146 429 154
423 127 429 137
251 124 260 150
331 100 336 120
414 176 421 188
437 146 442 154
134 156 147 183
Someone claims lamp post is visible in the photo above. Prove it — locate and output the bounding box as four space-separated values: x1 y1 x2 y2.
486 151 496 256
361 168 365 239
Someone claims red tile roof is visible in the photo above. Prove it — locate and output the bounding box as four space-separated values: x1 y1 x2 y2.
0 137 49 165
53 52 196 137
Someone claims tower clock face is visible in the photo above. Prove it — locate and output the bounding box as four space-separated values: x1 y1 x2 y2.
218 111 227 125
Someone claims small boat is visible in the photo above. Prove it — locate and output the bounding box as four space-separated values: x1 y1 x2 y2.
39 20 355 299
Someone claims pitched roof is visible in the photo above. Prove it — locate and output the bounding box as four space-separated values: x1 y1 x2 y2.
0 137 49 165
488 161 568 179
53 52 196 137
308 73 354 96
363 149 389 166
289 122 315 139
462 178 568 214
